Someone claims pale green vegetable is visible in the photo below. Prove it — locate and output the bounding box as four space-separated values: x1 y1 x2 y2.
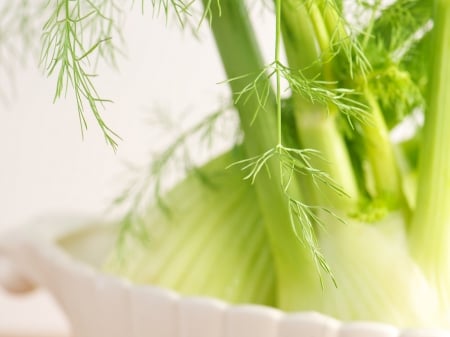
3 0 450 329
105 149 276 305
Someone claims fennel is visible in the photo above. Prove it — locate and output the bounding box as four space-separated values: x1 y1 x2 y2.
3 0 450 328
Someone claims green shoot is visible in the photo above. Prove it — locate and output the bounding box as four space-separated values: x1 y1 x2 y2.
40 0 123 149
409 0 450 311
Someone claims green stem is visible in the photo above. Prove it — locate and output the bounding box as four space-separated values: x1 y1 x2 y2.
361 88 404 209
296 108 359 210
315 0 404 209
307 1 334 81
280 0 360 211
361 0 381 50
280 0 321 79
204 0 322 310
409 0 450 309
275 0 282 146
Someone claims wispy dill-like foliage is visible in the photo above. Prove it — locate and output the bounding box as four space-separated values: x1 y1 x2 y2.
40 0 125 149
359 0 432 127
140 0 221 29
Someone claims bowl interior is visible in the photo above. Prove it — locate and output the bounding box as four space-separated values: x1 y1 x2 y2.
57 223 117 269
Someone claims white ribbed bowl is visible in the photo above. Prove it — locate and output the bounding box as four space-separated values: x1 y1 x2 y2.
0 215 449 337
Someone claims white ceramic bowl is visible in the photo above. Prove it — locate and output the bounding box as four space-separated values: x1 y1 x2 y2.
0 215 449 337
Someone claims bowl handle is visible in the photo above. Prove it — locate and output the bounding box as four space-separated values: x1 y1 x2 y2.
0 254 36 294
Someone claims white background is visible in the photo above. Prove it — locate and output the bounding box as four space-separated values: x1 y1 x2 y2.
0 2 274 335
